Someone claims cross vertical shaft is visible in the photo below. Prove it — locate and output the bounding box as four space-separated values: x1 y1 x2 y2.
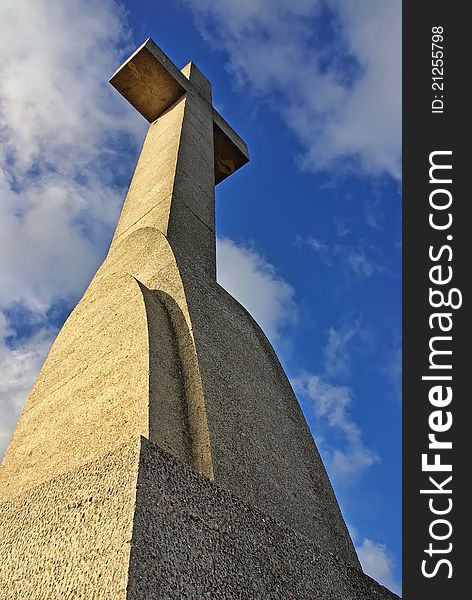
109 39 248 280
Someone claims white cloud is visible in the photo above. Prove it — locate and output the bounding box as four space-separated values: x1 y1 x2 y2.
293 373 378 482
357 537 401 594
217 237 296 341
183 0 401 179
323 320 362 376
0 0 142 172
0 0 144 458
383 345 402 403
346 251 376 278
0 318 56 457
0 0 144 314
304 236 380 278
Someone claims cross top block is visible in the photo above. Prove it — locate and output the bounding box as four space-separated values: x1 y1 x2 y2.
109 38 249 185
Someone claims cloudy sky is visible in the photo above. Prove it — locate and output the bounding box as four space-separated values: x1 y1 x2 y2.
0 0 401 593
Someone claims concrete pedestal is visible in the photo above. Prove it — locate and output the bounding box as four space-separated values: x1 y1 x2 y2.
0 437 398 599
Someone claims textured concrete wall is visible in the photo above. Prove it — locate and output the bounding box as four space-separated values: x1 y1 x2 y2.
169 62 216 280
0 273 150 500
131 438 398 599
111 95 184 246
182 271 359 566
0 440 140 599
140 283 192 464
0 439 398 599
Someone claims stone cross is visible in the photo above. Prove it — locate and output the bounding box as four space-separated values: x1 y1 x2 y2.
0 40 363 592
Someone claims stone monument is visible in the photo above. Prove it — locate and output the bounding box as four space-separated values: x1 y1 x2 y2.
0 39 399 599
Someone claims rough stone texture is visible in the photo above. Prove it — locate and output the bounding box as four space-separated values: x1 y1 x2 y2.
130 438 399 599
0 439 140 599
183 270 359 565
0 438 398 599
0 273 151 499
110 39 188 123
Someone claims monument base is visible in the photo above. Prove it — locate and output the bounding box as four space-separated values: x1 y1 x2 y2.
0 438 399 599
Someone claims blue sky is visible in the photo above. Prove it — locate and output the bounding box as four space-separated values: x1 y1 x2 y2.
0 0 401 593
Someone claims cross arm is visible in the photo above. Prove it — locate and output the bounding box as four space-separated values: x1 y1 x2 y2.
109 38 189 122
109 38 249 185
213 109 249 184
